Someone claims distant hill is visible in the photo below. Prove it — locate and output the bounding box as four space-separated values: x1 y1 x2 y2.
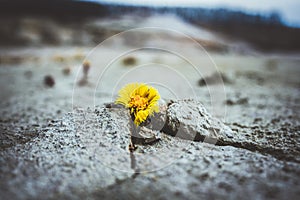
0 0 300 52
0 0 108 20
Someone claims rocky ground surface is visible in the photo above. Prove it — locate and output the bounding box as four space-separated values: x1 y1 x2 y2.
1 98 299 199
0 18 300 199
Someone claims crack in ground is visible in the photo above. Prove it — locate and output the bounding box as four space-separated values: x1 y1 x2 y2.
159 101 299 164
215 140 299 163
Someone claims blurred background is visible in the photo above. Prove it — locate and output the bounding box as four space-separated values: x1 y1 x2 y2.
0 0 299 124
0 0 300 50
0 0 299 115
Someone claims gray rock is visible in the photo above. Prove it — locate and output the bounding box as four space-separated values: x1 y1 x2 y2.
0 106 132 200
161 99 300 163
1 102 300 199
162 99 234 143
198 72 233 86
89 143 300 200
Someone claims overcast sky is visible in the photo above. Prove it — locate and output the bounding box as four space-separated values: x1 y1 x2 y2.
88 0 300 27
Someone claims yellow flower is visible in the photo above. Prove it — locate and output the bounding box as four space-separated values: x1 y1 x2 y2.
115 83 160 126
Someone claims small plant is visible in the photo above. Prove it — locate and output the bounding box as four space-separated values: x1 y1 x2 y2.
78 61 90 86
115 83 160 151
122 56 137 66
83 61 90 76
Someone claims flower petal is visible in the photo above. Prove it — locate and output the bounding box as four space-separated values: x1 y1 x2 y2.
115 82 160 126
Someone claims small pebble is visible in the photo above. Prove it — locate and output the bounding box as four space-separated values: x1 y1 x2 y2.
44 75 55 87
122 56 137 66
62 67 71 75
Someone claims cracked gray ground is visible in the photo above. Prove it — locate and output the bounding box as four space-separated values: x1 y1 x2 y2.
0 47 299 200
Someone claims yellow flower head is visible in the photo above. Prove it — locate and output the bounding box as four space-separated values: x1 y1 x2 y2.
115 83 160 126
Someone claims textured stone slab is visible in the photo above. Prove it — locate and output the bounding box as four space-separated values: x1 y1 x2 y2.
1 103 299 199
